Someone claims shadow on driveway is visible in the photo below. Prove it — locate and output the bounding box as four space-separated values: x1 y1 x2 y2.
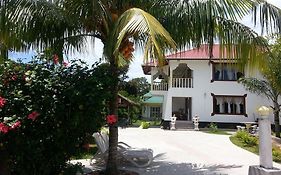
119 153 243 175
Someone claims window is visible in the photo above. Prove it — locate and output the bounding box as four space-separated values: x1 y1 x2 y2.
211 94 247 116
212 63 244 81
150 107 161 118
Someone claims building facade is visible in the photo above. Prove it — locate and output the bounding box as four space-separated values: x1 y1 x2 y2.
142 45 274 126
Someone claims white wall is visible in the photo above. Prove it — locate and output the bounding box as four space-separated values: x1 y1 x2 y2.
151 60 274 123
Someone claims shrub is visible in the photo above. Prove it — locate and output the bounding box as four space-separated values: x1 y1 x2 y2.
209 122 218 132
140 121 150 129
273 146 281 162
235 131 258 147
0 59 112 175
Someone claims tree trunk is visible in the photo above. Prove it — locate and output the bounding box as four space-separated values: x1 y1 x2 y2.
53 41 64 63
273 102 280 138
0 47 8 63
105 60 119 174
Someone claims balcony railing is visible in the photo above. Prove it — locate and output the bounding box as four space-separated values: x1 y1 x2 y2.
152 82 168 91
172 78 193 88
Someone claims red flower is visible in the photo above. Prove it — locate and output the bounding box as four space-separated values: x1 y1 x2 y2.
28 111 40 121
11 121 21 129
62 61 69 67
0 97 6 108
106 115 117 125
11 75 17 81
53 54 59 64
0 123 9 134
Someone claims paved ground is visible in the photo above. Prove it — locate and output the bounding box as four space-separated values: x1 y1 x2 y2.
77 128 281 175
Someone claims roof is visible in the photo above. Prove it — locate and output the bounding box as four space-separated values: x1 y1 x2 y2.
118 94 139 106
143 92 152 98
143 96 163 104
166 44 232 60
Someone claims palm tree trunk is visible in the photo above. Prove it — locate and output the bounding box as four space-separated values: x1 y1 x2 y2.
0 47 8 63
53 41 64 63
273 102 280 138
105 60 119 174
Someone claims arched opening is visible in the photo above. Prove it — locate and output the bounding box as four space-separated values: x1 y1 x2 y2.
172 63 193 88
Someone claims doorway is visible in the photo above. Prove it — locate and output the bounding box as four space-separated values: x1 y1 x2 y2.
172 97 192 121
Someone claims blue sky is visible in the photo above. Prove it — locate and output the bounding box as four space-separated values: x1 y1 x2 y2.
9 0 280 81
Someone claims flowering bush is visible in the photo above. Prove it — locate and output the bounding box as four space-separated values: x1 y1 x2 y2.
106 115 117 125
0 59 113 174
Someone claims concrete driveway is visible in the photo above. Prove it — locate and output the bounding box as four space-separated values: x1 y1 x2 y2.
116 128 281 175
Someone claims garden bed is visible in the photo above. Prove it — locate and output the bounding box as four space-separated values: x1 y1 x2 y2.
230 131 281 163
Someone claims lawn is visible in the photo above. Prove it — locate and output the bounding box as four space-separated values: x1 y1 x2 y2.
204 129 232 135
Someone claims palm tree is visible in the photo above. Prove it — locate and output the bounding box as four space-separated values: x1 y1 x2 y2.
239 77 281 137
0 0 24 62
6 0 281 174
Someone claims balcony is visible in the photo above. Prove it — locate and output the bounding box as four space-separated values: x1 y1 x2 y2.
172 78 193 88
152 82 168 91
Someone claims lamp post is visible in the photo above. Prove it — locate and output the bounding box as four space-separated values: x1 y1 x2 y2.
248 106 281 175
257 106 272 169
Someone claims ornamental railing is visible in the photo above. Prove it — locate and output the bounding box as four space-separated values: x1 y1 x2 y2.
172 78 193 88
152 82 168 91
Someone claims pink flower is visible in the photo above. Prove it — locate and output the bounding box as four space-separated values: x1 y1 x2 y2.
53 54 59 64
0 123 9 134
62 61 69 67
11 75 17 81
11 121 21 129
0 97 6 108
106 115 117 125
28 111 40 121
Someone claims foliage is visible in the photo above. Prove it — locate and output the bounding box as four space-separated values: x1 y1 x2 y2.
140 121 150 129
121 77 150 97
234 131 258 147
230 135 259 154
238 37 281 138
6 0 281 174
132 119 161 127
0 59 112 175
272 145 281 162
230 133 281 163
208 122 218 133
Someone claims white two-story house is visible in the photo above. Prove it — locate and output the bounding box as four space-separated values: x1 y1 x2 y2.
142 45 273 128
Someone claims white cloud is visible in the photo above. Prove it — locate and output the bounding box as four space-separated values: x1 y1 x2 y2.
71 38 150 81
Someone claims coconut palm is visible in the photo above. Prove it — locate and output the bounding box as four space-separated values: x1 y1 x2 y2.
239 77 281 137
0 0 24 62
6 0 281 174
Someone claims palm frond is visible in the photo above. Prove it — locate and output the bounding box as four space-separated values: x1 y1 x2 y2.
149 0 254 48
239 77 273 99
8 0 83 55
216 17 269 69
251 0 281 34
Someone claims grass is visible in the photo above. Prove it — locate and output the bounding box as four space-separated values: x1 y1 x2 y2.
230 132 281 163
204 129 232 135
230 135 258 154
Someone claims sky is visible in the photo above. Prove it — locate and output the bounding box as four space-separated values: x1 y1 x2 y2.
9 0 281 82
